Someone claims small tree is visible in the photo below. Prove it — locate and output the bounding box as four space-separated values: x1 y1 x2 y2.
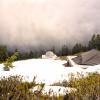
3 52 19 71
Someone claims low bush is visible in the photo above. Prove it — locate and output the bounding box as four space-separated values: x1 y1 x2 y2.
0 75 64 100
0 72 100 100
0 76 37 100
55 72 100 100
60 56 67 60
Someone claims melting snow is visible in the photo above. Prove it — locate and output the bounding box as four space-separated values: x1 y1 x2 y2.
0 59 100 95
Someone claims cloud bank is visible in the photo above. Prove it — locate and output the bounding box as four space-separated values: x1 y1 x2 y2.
0 0 100 50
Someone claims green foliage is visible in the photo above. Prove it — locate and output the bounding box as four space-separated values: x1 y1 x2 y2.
72 43 87 54
0 45 8 62
89 34 100 50
0 75 64 100
55 72 100 100
0 73 100 99
70 73 100 100
60 56 67 60
3 52 19 71
0 76 36 100
61 45 69 56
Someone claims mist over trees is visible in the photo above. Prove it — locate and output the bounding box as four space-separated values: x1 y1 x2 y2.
0 34 100 62
0 46 8 62
88 34 100 50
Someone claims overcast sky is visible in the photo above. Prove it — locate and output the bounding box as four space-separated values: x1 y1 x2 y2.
0 0 100 50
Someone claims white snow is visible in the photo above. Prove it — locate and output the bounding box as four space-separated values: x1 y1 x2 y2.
0 58 100 95
0 59 84 84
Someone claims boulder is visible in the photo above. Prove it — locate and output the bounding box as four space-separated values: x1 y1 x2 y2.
42 51 57 59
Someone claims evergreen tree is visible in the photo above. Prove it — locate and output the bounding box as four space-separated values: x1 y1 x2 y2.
0 45 8 62
95 34 100 50
88 34 96 49
88 34 100 50
61 45 69 56
29 51 35 58
72 43 84 54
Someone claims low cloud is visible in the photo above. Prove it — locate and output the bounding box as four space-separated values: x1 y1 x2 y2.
0 0 100 51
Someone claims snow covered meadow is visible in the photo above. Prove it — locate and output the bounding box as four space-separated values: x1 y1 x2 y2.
0 59 100 82
0 58 100 95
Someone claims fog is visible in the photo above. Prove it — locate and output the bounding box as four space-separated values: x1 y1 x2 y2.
0 0 100 51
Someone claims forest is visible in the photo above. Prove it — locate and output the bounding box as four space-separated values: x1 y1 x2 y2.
0 34 100 62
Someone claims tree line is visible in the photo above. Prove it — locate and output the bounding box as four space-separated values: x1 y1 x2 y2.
0 34 100 62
